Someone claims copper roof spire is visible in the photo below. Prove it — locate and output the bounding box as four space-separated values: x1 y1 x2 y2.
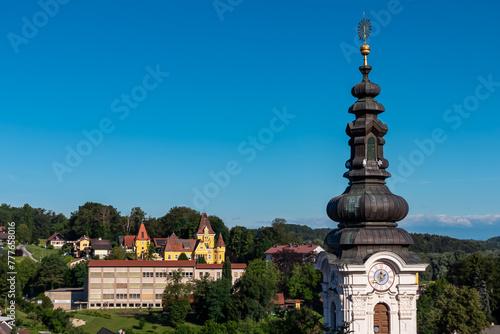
324 17 419 264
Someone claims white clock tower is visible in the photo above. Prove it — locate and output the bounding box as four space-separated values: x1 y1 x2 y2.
315 18 427 334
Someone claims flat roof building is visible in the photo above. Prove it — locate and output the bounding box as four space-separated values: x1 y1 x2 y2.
87 260 246 309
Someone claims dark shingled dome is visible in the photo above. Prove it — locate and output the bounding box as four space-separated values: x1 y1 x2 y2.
324 64 419 264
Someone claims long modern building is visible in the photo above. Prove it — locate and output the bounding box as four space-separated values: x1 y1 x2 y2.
87 260 246 309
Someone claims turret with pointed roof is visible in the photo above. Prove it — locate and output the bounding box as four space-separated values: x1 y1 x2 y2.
195 213 216 249
216 234 225 248
136 222 150 240
135 222 151 259
195 213 215 235
215 234 226 264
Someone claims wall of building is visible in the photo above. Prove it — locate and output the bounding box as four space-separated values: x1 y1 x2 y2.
87 261 245 309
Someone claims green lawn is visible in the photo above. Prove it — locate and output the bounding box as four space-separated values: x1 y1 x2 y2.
25 244 60 260
70 308 202 333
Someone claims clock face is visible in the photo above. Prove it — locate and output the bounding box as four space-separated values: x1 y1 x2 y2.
368 263 395 291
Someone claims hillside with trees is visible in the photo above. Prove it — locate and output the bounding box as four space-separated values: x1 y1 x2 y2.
3 202 500 333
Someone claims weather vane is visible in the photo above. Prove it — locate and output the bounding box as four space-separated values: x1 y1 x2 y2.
357 15 371 66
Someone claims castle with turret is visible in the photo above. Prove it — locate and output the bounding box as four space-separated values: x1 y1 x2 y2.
132 213 226 264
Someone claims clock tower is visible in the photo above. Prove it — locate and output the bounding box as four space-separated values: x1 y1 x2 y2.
315 18 427 334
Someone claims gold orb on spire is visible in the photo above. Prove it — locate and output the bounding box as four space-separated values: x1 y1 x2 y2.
357 18 372 66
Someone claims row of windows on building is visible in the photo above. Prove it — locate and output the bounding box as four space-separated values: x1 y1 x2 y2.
90 293 164 300
107 293 164 300
89 271 194 278
89 302 162 308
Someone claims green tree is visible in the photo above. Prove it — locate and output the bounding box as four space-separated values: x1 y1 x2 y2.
130 207 146 234
146 241 156 260
228 226 255 262
192 273 212 319
17 223 31 244
178 253 189 261
446 253 498 321
50 213 69 239
37 253 68 290
68 202 122 240
162 269 192 327
205 276 231 322
70 261 88 287
228 258 279 321
16 257 40 296
223 258 231 280
418 279 490 334
269 307 325 334
287 262 322 301
108 246 125 260
19 204 35 243
158 207 200 239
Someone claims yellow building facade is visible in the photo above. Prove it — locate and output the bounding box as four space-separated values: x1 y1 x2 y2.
161 213 225 264
135 223 151 259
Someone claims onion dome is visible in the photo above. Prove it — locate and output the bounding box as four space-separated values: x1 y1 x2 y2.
323 27 418 264
327 65 409 228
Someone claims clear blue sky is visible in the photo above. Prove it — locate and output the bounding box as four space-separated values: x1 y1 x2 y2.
1 0 499 240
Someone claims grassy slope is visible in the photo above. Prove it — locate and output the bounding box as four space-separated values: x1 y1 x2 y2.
25 245 60 260
71 309 202 333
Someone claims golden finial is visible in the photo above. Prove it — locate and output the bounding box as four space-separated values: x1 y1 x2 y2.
357 15 372 66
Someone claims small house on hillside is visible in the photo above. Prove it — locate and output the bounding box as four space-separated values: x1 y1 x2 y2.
90 239 112 259
46 232 66 248
122 235 136 253
74 235 90 252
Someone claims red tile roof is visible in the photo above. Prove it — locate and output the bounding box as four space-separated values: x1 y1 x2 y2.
196 263 247 269
75 235 90 243
123 235 135 246
88 260 197 267
196 213 215 235
163 234 196 253
264 244 321 255
273 293 285 305
216 234 226 248
46 232 65 242
136 223 150 240
154 238 168 248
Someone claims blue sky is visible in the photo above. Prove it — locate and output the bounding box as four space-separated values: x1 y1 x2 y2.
0 0 499 240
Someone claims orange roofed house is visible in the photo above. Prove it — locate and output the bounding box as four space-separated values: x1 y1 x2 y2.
86 260 246 309
264 244 325 262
